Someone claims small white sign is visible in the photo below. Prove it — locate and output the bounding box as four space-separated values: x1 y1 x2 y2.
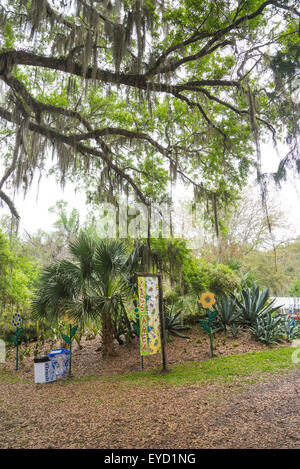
0 340 5 363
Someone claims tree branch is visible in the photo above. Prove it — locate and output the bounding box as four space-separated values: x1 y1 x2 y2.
0 189 20 220
0 105 148 206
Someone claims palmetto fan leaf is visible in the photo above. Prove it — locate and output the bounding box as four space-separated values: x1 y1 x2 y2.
94 240 128 280
57 260 87 293
61 296 96 323
31 262 77 320
68 233 96 281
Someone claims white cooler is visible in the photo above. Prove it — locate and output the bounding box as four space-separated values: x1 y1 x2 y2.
34 356 56 383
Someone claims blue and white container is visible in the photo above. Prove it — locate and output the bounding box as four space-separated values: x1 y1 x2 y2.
48 348 70 379
34 356 56 383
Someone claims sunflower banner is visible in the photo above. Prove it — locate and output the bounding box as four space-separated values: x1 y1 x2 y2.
11 313 23 371
199 291 217 358
200 291 216 309
137 276 161 356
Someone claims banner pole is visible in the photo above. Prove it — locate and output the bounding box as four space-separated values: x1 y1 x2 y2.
69 324 72 377
16 327 19 371
157 272 168 372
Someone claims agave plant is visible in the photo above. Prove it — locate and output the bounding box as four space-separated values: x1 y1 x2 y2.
164 302 190 340
214 296 241 328
251 312 283 344
231 281 282 325
281 317 300 341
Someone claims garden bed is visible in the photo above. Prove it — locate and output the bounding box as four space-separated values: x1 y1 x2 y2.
2 327 275 381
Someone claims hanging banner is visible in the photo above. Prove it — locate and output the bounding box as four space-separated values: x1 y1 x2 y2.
138 276 148 356
138 276 161 356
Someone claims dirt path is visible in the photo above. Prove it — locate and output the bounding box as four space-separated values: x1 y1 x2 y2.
201 370 300 449
1 369 299 449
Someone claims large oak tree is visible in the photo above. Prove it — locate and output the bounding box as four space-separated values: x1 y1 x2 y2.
0 0 299 231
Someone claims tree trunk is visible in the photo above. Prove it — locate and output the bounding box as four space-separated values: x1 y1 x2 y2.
101 313 115 357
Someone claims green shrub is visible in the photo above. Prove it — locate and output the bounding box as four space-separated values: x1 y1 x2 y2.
169 294 207 325
164 291 180 305
149 237 240 298
183 258 240 297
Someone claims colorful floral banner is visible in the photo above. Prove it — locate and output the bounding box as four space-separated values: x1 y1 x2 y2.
137 276 161 356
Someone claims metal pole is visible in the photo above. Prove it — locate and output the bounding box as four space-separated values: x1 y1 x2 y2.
69 324 72 377
209 329 214 358
16 327 19 371
157 272 168 372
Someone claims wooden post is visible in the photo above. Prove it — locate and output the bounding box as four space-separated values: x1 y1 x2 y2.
157 272 168 372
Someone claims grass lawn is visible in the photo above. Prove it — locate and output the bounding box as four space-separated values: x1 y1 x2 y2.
101 345 299 387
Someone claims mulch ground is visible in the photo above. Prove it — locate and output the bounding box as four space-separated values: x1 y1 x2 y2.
1 368 300 449
1 328 299 449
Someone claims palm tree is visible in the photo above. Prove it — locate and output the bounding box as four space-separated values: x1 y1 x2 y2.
31 233 136 357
